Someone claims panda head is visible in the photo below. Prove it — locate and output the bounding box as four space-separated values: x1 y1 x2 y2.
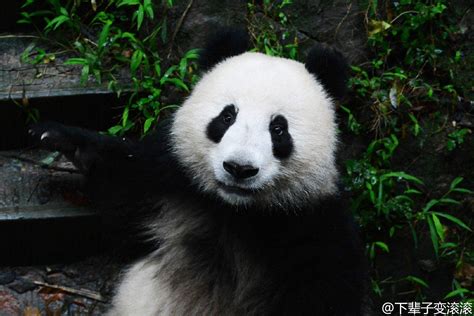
171 29 348 210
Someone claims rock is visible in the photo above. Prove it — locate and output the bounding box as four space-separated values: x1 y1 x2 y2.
0 271 16 285
286 0 367 64
0 290 21 315
169 0 367 64
8 277 37 294
172 0 247 55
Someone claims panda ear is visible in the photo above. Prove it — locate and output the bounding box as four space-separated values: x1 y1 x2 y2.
198 28 250 72
305 43 349 100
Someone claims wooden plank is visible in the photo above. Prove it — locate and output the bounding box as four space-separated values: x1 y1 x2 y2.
0 204 95 221
0 36 131 101
0 150 96 221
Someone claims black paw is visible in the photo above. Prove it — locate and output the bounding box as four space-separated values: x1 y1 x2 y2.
29 122 76 153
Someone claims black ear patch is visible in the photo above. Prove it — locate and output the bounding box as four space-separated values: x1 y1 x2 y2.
305 43 349 100
198 28 250 72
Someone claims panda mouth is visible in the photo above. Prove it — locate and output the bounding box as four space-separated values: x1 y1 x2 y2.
217 182 259 196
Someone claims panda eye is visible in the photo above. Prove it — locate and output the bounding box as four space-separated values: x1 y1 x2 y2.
272 125 284 136
222 112 234 124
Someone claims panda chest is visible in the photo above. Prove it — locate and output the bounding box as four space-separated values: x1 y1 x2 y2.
148 199 277 314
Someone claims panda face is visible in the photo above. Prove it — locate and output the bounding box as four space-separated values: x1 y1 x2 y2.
172 52 339 209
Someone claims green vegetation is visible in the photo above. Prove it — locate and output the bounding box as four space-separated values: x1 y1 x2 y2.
19 0 473 303
19 0 198 135
344 0 474 302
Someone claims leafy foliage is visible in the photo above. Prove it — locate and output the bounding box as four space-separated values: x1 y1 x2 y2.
19 0 197 135
342 0 473 301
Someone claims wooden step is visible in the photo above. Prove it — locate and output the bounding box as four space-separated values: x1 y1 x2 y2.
0 36 131 101
0 150 95 221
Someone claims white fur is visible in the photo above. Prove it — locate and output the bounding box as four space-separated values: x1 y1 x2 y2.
107 258 165 316
172 52 338 208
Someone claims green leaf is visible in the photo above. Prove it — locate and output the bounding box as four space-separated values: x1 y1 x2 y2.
131 50 143 74
452 188 474 194
431 213 444 242
154 62 161 77
122 106 129 127
117 0 140 7
93 68 101 83
137 4 145 30
405 189 422 195
73 41 85 53
423 199 439 213
432 212 472 231
80 64 90 83
374 241 389 253
439 198 461 205
444 288 469 299
426 215 439 257
45 15 70 31
450 177 464 190
163 78 189 91
143 117 154 134
120 32 138 43
405 276 429 289
59 7 69 16
108 125 122 135
21 0 35 8
380 172 424 185
184 49 199 60
98 20 112 50
179 58 187 78
144 0 154 19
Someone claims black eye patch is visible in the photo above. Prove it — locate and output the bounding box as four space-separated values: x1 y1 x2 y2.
206 104 237 143
270 115 293 159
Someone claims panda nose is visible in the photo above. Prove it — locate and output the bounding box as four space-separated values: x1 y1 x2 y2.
223 161 259 179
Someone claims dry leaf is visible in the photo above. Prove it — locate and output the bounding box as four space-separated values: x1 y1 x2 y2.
23 306 41 316
368 20 391 37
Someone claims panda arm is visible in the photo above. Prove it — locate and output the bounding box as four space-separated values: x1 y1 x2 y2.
272 196 366 315
29 121 183 201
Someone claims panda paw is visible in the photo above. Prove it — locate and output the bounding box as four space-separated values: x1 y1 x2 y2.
29 122 77 153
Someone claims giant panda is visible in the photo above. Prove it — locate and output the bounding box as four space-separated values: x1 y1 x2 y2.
30 29 367 315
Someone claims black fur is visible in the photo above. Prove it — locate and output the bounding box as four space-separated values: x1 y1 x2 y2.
198 28 250 71
206 104 237 143
150 191 366 315
29 120 189 204
305 43 349 100
269 115 293 159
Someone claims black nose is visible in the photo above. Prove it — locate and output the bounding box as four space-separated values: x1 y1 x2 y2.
223 161 259 179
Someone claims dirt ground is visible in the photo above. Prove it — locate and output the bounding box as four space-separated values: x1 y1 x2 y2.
0 254 123 315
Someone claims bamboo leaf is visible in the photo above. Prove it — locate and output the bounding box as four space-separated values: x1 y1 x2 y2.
426 215 439 258
431 213 444 242
450 177 464 190
432 212 472 231
444 288 469 299
405 276 429 288
374 241 389 253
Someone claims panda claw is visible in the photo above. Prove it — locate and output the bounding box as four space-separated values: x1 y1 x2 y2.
40 132 50 141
